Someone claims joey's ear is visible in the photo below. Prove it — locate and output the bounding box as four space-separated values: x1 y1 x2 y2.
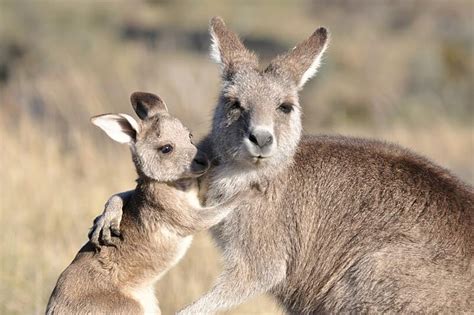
130 91 168 120
91 113 139 144
266 27 329 89
209 16 258 79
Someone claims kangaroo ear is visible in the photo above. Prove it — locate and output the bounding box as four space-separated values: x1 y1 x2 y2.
266 27 329 89
130 92 168 120
209 17 258 79
91 113 140 144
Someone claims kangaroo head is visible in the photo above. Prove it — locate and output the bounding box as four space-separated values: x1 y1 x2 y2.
91 92 209 182
209 17 329 174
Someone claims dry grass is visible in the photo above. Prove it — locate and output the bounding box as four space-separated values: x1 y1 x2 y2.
0 1 472 314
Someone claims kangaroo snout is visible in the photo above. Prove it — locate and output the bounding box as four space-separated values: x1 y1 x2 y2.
245 128 276 158
248 130 273 149
191 152 210 174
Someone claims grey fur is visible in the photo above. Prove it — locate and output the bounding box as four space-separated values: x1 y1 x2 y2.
90 18 473 314
182 17 473 314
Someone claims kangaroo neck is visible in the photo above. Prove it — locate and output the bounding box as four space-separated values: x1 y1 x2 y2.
205 160 288 206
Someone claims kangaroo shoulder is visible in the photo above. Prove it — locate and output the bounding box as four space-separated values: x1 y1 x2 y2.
294 134 473 202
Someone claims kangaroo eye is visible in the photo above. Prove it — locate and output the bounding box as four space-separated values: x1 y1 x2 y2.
277 103 293 114
159 144 173 154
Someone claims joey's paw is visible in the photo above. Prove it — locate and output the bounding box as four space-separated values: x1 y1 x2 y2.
88 214 122 248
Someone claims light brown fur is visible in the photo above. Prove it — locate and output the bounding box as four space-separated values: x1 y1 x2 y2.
46 92 241 314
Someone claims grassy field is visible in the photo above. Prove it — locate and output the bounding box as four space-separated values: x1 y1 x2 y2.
1 1 472 314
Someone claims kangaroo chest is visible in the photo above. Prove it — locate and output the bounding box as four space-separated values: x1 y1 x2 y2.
209 192 277 253
205 166 286 251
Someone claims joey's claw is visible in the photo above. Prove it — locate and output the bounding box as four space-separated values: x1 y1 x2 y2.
88 227 93 240
102 235 119 248
111 225 121 237
89 215 105 247
102 222 112 245
93 215 101 225
109 215 122 237
101 221 120 247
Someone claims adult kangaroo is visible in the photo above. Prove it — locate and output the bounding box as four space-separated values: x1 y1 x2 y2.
93 17 474 314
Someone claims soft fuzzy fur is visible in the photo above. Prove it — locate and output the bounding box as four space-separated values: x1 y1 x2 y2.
90 18 473 314
178 18 473 314
47 92 242 315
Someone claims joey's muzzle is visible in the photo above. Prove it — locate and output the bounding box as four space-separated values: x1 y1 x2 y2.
191 151 210 175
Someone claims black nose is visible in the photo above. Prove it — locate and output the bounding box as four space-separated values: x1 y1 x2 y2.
248 130 273 149
191 152 210 174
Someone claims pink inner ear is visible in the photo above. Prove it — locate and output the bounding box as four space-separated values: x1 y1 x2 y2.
91 114 138 144
119 113 140 133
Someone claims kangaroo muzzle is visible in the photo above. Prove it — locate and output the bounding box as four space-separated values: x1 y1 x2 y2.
244 127 276 158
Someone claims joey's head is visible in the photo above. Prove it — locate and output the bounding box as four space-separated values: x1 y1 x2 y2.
91 92 209 182
209 17 329 173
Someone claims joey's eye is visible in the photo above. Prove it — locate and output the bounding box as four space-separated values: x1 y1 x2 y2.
189 133 193 139
159 144 173 154
277 103 294 114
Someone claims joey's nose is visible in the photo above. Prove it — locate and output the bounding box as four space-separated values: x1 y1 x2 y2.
191 152 210 174
248 130 273 149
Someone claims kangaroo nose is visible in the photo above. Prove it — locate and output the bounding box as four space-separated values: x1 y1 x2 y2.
191 152 210 174
248 130 273 149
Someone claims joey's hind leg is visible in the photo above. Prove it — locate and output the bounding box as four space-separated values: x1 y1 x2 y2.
177 257 286 315
85 292 147 315
89 190 133 247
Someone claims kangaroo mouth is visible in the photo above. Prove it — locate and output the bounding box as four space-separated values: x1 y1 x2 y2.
250 155 271 165
237 145 274 166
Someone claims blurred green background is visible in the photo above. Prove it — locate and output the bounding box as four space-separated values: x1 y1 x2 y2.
1 1 472 314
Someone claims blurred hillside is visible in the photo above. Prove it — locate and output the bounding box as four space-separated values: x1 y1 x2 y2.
0 1 473 314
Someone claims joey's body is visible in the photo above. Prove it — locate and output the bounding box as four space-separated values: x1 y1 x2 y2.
48 92 239 314
203 135 473 313
48 181 197 315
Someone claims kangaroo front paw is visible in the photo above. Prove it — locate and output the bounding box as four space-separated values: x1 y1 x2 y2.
88 210 122 248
